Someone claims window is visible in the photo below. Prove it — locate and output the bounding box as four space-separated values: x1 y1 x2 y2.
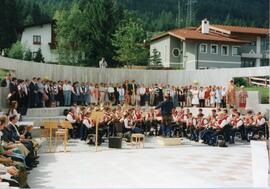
210 44 218 54
221 45 229 56
200 44 207 53
172 48 181 57
249 41 256 46
33 35 41 45
232 46 240 56
32 52 37 58
261 59 269 67
241 59 255 67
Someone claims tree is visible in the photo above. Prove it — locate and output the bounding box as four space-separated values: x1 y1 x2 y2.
156 11 175 31
149 48 162 66
224 13 232 25
33 48 45 63
112 13 148 66
24 15 34 25
82 0 124 67
54 3 87 64
0 0 21 50
24 49 32 61
7 41 25 60
54 0 124 66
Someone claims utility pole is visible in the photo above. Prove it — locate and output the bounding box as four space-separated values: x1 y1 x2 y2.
186 0 196 27
178 0 181 28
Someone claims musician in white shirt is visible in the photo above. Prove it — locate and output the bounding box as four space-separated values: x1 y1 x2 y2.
123 114 143 134
66 107 79 138
81 112 94 141
230 112 244 143
253 112 268 139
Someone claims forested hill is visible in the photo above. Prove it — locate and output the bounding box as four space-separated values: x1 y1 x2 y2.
0 0 269 53
36 0 269 31
118 0 269 31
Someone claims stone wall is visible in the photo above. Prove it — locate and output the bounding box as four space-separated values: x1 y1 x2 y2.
0 56 269 112
0 56 269 87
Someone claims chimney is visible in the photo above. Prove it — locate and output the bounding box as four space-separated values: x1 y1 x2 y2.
201 18 209 34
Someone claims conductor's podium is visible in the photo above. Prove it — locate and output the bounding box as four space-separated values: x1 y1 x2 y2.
156 137 182 146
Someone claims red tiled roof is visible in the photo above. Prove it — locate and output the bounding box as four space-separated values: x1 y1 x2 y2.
211 25 269 35
151 28 249 43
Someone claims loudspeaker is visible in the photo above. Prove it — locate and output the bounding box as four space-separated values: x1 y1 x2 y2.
109 137 122 149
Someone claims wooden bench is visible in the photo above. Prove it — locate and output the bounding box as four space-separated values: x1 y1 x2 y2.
131 134 145 148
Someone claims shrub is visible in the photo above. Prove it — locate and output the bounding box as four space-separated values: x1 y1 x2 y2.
7 41 25 60
234 77 250 87
33 48 45 63
24 49 32 61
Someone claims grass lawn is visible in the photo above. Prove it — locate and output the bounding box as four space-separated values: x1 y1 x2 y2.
242 86 269 104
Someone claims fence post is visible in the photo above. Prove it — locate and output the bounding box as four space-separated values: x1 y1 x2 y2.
248 77 251 85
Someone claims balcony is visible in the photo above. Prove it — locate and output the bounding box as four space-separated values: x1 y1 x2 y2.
241 46 262 59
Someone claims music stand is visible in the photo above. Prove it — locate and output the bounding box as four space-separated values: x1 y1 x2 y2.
91 111 104 152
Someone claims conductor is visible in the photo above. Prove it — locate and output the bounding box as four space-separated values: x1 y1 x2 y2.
155 93 175 137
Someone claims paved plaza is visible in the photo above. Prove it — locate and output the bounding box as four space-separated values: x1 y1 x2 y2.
29 138 254 188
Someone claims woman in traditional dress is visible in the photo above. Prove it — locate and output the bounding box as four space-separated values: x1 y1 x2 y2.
239 86 248 110
204 86 211 107
226 80 236 108
215 86 221 108
186 86 193 107
210 87 216 108
91 84 99 105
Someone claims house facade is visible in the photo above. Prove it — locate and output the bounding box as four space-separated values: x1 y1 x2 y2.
150 19 269 70
20 21 58 63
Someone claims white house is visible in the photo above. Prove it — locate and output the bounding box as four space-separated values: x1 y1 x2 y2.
20 21 58 63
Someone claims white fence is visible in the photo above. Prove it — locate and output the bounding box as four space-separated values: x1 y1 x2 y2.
249 77 270 87
0 56 269 87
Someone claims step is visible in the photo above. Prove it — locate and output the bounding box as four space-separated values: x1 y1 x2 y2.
22 116 66 127
26 107 68 117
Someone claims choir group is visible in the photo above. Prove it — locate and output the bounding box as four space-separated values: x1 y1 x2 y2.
4 75 249 114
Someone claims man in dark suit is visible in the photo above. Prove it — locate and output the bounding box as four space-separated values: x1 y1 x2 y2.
1 73 11 87
155 94 175 137
9 77 19 104
6 115 39 169
29 77 38 108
